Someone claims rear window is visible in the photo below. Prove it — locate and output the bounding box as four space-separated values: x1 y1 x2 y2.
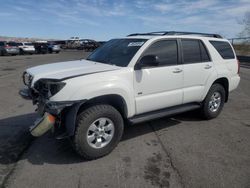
0 42 5 46
210 41 235 59
182 39 211 64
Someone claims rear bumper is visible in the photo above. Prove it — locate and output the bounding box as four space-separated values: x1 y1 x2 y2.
6 49 19 54
23 49 35 53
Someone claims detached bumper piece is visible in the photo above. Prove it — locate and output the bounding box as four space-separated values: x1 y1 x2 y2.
19 88 32 100
30 113 55 137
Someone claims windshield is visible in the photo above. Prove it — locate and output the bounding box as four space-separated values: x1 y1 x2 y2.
24 43 33 46
87 38 147 67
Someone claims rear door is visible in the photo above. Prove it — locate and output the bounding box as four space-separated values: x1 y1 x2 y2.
181 39 215 103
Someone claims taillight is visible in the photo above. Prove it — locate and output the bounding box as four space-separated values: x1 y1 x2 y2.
237 59 240 74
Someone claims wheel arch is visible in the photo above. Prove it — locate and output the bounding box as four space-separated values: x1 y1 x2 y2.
212 77 229 102
78 94 128 118
64 94 128 137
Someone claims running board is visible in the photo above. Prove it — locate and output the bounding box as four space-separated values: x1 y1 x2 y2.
128 103 201 124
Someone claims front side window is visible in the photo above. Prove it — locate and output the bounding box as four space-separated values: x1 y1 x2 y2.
87 39 147 67
210 41 235 59
142 40 178 66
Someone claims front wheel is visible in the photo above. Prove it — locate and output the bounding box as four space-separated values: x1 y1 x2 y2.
200 84 225 120
73 104 124 160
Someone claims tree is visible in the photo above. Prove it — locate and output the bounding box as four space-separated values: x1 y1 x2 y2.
239 11 250 37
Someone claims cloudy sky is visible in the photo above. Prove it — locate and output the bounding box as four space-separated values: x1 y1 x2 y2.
0 0 249 40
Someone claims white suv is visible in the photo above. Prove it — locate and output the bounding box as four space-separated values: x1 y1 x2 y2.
19 31 240 159
17 42 36 55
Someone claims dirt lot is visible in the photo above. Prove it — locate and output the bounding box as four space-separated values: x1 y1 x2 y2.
0 51 249 188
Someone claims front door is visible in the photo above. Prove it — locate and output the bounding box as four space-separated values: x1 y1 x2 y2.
134 40 183 114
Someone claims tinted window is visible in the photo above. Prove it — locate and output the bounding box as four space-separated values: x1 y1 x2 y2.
199 42 210 62
210 41 235 59
182 39 211 63
24 43 33 46
142 40 178 66
0 42 5 46
182 40 200 63
7 42 17 46
87 39 147 67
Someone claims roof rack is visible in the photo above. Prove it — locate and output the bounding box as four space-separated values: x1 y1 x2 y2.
127 31 223 38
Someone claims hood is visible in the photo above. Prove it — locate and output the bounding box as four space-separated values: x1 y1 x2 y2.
26 59 120 85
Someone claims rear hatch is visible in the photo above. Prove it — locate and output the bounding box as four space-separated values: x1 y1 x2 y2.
6 42 19 50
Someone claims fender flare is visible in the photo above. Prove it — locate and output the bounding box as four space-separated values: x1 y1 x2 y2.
64 100 86 136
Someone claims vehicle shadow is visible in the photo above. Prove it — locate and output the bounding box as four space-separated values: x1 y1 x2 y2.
0 113 37 165
0 110 203 165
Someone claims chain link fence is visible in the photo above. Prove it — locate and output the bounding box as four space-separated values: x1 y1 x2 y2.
228 37 250 65
228 37 250 56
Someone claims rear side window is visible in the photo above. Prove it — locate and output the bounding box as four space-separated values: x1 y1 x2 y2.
0 42 5 46
182 39 210 64
210 41 235 59
143 40 178 66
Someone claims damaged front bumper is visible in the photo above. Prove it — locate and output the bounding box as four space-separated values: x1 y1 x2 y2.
19 88 32 100
19 87 86 138
30 113 56 137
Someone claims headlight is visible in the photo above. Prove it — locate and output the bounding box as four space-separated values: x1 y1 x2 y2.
23 71 33 86
34 79 66 98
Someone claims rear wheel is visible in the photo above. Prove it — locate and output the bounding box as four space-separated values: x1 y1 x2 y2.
200 84 225 119
73 104 124 160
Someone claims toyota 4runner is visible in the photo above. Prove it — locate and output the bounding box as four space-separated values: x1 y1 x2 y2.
19 31 240 159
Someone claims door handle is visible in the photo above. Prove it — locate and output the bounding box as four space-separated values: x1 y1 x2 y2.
173 68 183 73
204 64 212 69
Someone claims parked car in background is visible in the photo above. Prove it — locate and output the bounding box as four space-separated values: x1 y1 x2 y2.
33 41 48 54
0 41 20 56
17 42 36 55
48 42 61 53
78 39 100 51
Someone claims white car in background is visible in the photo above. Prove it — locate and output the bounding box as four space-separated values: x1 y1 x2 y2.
17 42 36 55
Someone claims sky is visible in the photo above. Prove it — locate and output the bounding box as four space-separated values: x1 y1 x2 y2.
0 0 250 40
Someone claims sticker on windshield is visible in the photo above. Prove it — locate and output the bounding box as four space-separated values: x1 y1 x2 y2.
128 42 145 47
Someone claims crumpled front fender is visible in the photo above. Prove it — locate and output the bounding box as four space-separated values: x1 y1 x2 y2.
64 100 86 137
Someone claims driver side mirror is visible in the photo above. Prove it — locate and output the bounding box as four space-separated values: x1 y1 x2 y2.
135 55 159 70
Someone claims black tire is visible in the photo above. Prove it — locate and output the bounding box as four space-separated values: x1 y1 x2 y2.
200 84 225 120
56 51 59 54
73 104 124 160
19 49 24 55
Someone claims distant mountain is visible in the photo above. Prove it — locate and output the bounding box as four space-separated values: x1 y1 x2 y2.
0 36 58 42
